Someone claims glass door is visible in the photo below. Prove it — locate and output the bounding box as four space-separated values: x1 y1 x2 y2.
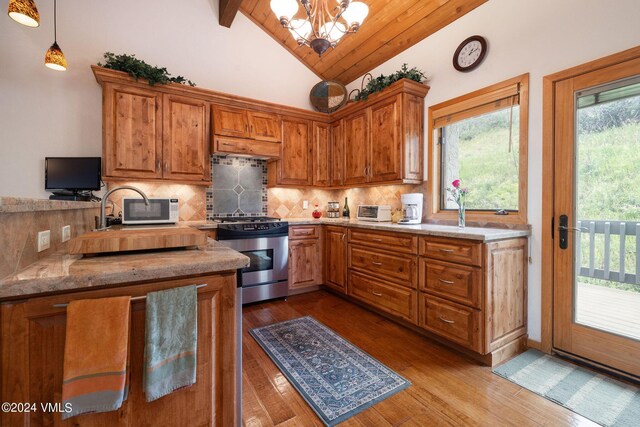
553 58 640 377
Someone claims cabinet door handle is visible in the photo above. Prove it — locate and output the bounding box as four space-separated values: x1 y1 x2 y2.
156 159 161 171
372 261 383 266
245 124 249 133
342 234 346 241
371 238 383 242
372 291 383 297
164 162 168 173
439 279 455 285
439 248 454 253
439 316 455 324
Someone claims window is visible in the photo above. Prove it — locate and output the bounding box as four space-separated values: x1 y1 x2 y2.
428 74 529 224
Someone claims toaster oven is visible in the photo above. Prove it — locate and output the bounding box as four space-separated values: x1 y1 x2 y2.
357 205 392 222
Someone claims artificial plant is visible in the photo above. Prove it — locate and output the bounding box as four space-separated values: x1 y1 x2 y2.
98 52 196 87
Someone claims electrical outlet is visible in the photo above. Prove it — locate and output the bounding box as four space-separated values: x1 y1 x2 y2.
62 225 71 243
303 200 309 209
37 230 51 252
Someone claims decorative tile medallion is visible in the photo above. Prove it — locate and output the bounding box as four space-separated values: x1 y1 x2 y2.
207 155 268 220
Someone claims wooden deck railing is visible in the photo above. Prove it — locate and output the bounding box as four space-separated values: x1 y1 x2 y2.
576 220 640 285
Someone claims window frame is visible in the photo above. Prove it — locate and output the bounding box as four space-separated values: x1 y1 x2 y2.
427 73 529 225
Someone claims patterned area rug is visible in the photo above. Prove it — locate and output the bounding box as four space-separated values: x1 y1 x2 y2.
494 350 640 426
250 316 410 426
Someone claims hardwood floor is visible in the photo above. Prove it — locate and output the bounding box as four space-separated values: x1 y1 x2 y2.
242 291 598 426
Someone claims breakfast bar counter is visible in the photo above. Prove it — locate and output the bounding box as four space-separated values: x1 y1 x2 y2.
0 239 249 301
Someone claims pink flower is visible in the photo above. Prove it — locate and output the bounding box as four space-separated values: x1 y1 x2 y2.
452 179 461 188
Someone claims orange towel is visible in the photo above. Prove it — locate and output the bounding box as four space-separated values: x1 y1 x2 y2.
61 296 131 420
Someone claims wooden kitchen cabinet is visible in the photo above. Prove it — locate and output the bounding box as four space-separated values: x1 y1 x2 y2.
369 95 402 183
102 83 164 180
334 79 428 187
101 83 211 185
330 120 345 186
288 225 323 291
0 273 238 426
324 226 347 293
342 227 527 366
268 117 313 187
343 109 370 186
212 105 281 142
313 122 332 186
162 94 210 182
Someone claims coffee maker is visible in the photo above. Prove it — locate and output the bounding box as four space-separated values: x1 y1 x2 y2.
399 193 423 224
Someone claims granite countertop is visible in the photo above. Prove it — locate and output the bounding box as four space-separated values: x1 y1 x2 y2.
0 196 100 213
188 218 530 241
0 240 249 301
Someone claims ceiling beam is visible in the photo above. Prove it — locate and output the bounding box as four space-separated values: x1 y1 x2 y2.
219 0 243 28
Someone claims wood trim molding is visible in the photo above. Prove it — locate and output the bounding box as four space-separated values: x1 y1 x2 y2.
92 66 327 123
426 73 529 226
540 45 640 354
219 0 243 28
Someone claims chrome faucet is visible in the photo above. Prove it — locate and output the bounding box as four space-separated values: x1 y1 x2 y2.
98 185 149 230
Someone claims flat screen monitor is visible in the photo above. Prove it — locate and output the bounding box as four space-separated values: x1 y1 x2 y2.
45 157 101 192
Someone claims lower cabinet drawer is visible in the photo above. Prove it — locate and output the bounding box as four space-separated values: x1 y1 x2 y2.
350 245 417 288
349 270 418 323
419 259 481 308
418 294 482 353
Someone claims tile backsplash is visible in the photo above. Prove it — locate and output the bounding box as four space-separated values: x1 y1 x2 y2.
268 182 428 220
207 156 268 220
107 182 206 222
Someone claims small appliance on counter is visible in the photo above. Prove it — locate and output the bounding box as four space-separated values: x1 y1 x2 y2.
357 205 392 222
122 198 179 225
399 193 423 224
327 201 341 218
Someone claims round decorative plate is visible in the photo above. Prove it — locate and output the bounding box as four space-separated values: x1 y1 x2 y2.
310 81 348 113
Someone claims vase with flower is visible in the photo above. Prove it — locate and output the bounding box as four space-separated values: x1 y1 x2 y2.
447 179 469 228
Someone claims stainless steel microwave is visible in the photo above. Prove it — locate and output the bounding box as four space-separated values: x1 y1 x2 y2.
357 205 392 222
122 198 179 225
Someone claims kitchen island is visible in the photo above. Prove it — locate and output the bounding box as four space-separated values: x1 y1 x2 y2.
0 240 248 427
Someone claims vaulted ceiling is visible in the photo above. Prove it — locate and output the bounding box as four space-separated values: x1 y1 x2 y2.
231 0 487 85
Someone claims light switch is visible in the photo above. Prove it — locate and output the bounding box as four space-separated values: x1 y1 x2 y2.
37 230 51 252
303 200 309 209
62 225 71 242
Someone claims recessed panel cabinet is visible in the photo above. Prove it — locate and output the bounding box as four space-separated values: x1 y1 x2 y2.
103 83 164 180
0 274 237 426
344 110 370 186
268 118 313 187
289 226 323 291
313 122 332 186
324 226 347 293
163 94 210 182
101 83 211 185
212 106 281 142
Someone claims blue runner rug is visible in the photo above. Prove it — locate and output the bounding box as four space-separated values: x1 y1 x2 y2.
494 350 640 426
250 316 410 426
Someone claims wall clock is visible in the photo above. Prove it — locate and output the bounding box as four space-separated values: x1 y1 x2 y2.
453 35 487 72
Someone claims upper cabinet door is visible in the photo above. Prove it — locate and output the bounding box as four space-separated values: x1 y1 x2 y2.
212 105 250 138
248 111 281 142
279 117 312 186
103 83 163 179
313 122 331 186
369 95 402 183
343 110 369 185
403 94 424 182
331 120 345 186
163 94 210 182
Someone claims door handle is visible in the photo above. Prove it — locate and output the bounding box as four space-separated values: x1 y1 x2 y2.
558 214 569 250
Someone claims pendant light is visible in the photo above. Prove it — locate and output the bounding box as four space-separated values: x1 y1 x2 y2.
7 0 40 27
44 0 67 71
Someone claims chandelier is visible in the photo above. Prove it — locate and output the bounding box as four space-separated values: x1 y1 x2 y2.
270 0 369 57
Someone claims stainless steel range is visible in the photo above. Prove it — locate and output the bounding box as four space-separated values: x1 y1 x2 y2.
215 217 289 305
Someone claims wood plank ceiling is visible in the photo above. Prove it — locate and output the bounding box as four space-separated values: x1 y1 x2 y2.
239 0 487 85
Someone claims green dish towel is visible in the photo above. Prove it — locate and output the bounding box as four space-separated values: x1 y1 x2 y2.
143 285 198 402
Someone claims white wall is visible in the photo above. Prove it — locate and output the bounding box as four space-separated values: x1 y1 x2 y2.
346 0 640 341
0 0 318 199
